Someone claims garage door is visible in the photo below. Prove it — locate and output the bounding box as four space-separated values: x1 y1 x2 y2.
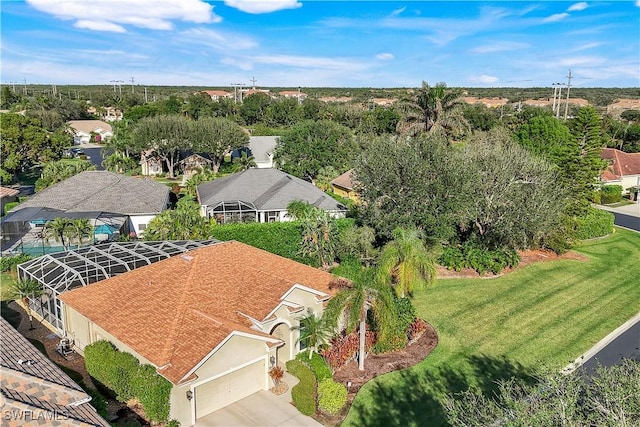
195 360 266 418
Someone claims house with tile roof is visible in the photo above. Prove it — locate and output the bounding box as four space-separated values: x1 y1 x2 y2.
5 170 170 237
67 120 113 145
58 240 340 426
201 90 234 101
0 186 20 216
197 168 346 223
0 317 110 427
600 148 640 198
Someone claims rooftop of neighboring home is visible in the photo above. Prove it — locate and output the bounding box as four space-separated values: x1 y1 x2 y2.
331 169 356 191
202 90 233 97
12 171 170 215
601 148 640 179
59 241 338 384
0 317 110 426
0 186 20 199
67 120 112 134
197 168 346 212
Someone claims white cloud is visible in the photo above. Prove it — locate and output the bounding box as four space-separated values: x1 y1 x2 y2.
567 2 588 12
376 53 394 60
253 55 367 72
559 56 606 67
471 41 529 54
471 74 499 84
224 0 301 14
573 42 603 51
543 13 569 23
390 6 406 17
26 0 219 32
636 0 640 7
180 28 258 50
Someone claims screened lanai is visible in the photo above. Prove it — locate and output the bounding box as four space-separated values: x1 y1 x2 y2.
17 239 219 332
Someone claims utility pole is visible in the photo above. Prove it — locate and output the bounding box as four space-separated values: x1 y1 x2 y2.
23 78 27 95
250 76 257 89
231 83 245 103
564 69 572 120
130 77 135 94
144 87 148 103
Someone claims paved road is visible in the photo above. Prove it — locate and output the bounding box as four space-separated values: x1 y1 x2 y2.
611 212 640 232
580 319 640 375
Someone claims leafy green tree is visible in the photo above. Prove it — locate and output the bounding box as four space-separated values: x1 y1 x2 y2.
5 278 44 329
144 198 213 240
378 228 437 298
515 115 576 167
338 225 378 267
1 86 23 109
462 103 499 132
35 159 95 191
274 119 356 180
240 92 271 125
323 269 397 371
354 134 465 242
131 115 190 178
295 309 332 360
184 167 217 198
286 200 316 221
190 117 249 173
102 153 138 174
315 166 339 192
182 93 214 119
264 98 302 127
359 107 400 135
44 217 75 250
397 81 468 139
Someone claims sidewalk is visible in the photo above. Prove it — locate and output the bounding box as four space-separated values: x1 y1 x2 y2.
596 202 640 218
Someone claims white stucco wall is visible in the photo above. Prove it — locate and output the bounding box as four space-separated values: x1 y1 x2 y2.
128 214 157 237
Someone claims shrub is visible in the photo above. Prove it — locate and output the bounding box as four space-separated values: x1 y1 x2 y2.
408 318 429 342
84 341 172 423
0 254 31 272
438 243 520 275
321 331 375 370
286 360 317 416
317 379 348 415
296 352 332 381
574 208 614 240
269 365 285 385
600 185 623 204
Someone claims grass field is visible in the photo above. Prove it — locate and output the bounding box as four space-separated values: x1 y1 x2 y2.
342 228 640 427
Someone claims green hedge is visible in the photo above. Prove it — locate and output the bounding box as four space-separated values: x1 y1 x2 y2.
0 254 32 272
84 341 171 423
317 378 348 415
574 208 614 240
296 352 332 381
438 243 521 275
209 218 354 265
600 185 623 204
286 359 317 416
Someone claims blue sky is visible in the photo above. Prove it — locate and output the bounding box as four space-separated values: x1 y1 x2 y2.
2 1 639 88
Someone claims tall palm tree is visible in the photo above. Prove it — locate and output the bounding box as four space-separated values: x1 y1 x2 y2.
70 218 93 248
323 269 396 371
397 81 468 139
377 227 437 298
233 151 257 171
295 309 332 360
43 217 74 250
300 208 338 269
6 278 44 330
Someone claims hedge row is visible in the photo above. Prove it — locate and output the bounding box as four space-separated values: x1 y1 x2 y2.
574 208 615 240
84 341 172 423
439 243 520 275
286 359 317 416
296 351 332 381
0 254 32 272
209 218 355 265
600 185 623 204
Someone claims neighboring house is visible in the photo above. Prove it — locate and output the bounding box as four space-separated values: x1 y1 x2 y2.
178 153 213 177
232 136 279 169
462 97 510 108
0 186 20 215
6 171 170 237
606 99 640 117
139 149 164 176
331 169 359 203
86 106 123 122
67 120 113 145
201 90 234 101
58 241 339 426
600 148 640 198
197 168 347 223
0 317 110 427
279 90 307 102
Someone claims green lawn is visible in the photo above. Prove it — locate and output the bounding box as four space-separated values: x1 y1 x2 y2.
342 228 640 427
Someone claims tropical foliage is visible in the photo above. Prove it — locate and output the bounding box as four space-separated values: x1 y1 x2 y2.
144 198 213 241
4 278 44 326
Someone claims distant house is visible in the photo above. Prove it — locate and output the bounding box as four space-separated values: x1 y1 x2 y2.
607 99 640 117
86 106 123 121
462 97 510 108
0 317 110 426
4 171 170 238
197 168 346 223
279 90 307 102
67 120 113 145
178 153 213 176
0 186 20 215
232 136 279 169
600 148 640 198
202 90 234 101
57 240 340 426
139 149 164 176
331 169 359 203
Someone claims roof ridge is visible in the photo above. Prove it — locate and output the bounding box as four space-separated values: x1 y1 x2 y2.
253 173 292 209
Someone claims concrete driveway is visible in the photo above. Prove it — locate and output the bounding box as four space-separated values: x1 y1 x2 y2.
195 390 323 427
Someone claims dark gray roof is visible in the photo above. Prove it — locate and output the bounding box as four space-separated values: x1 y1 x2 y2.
13 171 169 215
0 317 110 426
249 136 278 164
197 169 346 212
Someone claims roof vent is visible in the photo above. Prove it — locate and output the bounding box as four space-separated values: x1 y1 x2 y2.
180 254 194 262
17 359 35 366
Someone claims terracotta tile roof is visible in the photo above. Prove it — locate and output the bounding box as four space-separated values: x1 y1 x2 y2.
601 148 640 179
331 170 356 191
0 318 109 426
59 241 338 384
0 186 19 199
202 90 232 97
67 120 112 134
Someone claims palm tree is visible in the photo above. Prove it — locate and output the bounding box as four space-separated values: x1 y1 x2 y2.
185 166 216 198
397 81 468 139
6 278 44 330
377 227 437 298
295 309 332 360
233 151 257 171
287 200 316 221
43 217 74 250
300 208 338 269
70 218 93 248
323 269 396 371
